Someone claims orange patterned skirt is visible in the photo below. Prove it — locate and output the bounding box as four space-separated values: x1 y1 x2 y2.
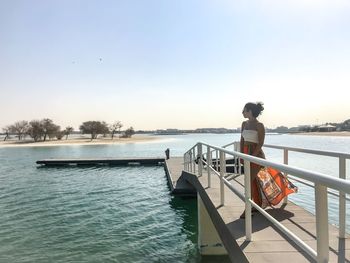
243 144 298 208
243 144 263 206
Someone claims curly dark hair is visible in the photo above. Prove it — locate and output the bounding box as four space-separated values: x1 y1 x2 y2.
244 102 264 118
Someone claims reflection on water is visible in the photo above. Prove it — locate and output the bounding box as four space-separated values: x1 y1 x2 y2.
169 196 198 244
169 196 231 263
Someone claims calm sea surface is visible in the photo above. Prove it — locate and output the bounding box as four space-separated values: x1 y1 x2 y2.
0 133 349 262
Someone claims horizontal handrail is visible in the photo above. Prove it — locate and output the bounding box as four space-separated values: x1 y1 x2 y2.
223 142 350 159
197 142 350 194
287 175 350 200
185 142 350 194
264 144 350 159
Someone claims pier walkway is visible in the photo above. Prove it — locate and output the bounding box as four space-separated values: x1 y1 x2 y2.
165 156 349 263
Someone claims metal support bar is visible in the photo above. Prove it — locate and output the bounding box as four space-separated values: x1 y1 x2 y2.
207 145 211 188
243 159 252 241
193 148 196 174
315 183 329 263
220 151 225 206
283 149 289 204
339 157 346 238
233 142 238 174
198 143 203 177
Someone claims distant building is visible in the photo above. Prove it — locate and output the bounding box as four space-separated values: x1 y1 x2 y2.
194 128 236 133
154 129 183 135
318 124 336 132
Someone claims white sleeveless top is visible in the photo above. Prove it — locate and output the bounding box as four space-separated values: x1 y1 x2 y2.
242 129 259 144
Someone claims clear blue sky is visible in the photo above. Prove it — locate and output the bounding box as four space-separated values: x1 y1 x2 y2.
1 0 349 130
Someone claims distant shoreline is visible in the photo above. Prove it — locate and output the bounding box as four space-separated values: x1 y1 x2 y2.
292 131 350 137
0 134 161 148
1 131 349 148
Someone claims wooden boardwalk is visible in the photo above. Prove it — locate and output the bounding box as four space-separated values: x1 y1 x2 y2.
165 157 350 263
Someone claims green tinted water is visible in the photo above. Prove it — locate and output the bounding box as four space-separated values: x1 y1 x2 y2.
0 145 231 262
0 164 199 262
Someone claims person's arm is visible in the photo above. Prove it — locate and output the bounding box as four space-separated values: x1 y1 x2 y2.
240 121 245 153
252 122 265 156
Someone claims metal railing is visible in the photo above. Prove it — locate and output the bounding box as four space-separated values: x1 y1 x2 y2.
223 141 350 238
183 142 350 263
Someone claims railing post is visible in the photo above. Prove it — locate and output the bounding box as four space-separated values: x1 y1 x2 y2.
233 142 238 174
339 157 346 238
198 143 203 177
315 183 329 263
219 151 225 206
192 148 196 174
243 159 252 241
187 153 190 171
283 149 289 204
189 152 192 173
207 145 211 188
236 142 242 175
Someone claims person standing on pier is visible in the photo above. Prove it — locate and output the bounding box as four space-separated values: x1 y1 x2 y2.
240 102 265 218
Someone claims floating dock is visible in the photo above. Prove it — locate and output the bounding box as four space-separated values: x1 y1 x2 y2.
36 157 165 166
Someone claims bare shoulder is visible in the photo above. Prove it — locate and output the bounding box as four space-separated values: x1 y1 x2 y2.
257 122 265 130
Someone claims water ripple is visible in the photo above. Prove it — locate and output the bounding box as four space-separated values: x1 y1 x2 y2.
0 166 198 263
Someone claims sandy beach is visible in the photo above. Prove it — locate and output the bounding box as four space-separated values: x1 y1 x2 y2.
0 134 161 148
1 131 349 148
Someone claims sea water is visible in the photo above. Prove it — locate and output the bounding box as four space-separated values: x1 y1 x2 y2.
0 133 349 262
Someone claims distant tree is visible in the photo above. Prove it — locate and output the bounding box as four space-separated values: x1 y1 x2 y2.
122 126 135 138
56 131 65 140
101 121 109 137
310 126 318 132
41 119 60 141
64 126 74 140
47 124 61 140
117 122 123 136
340 119 350 131
79 121 109 140
27 120 45 142
9 120 29 140
110 121 123 139
274 126 289 133
2 126 11 141
298 126 311 132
